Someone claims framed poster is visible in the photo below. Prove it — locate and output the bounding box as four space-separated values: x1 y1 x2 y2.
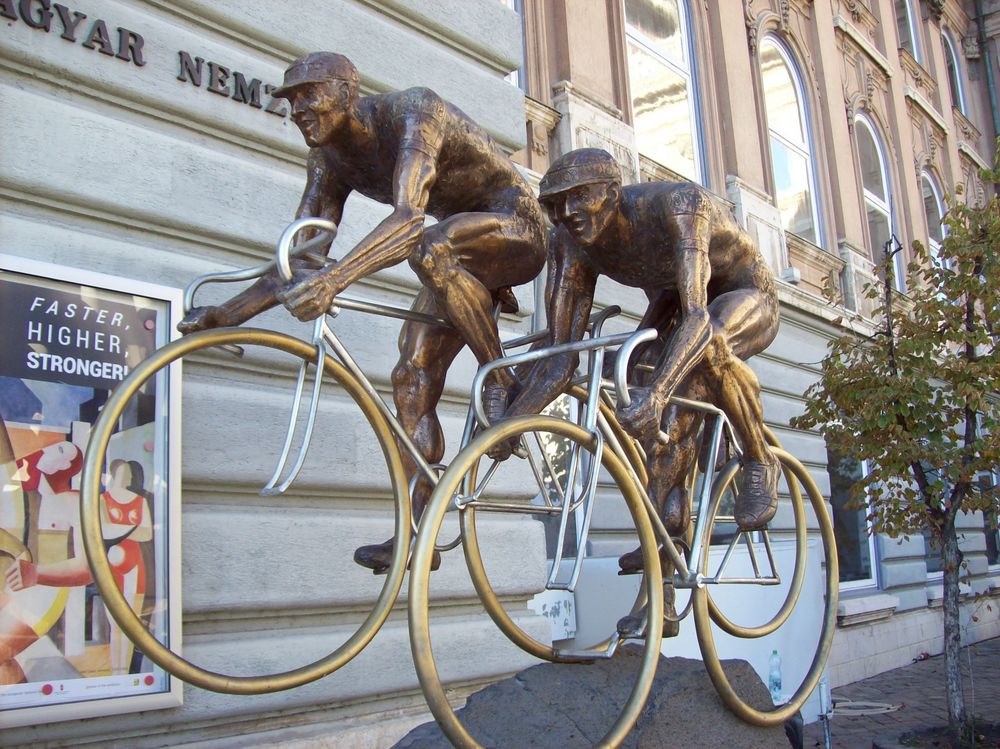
0 254 183 726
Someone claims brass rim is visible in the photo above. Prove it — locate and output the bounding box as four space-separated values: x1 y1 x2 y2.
409 415 664 749
80 328 411 695
702 455 806 637
458 417 655 659
693 448 839 725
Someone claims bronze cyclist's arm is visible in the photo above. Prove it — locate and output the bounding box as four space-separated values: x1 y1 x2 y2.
278 96 444 321
616 193 714 440
504 232 598 419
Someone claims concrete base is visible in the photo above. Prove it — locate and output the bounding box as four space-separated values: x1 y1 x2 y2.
394 650 792 748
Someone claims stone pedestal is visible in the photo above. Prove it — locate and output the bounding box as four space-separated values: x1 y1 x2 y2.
395 649 793 748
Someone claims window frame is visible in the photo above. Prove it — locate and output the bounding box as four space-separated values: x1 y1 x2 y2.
895 0 923 64
942 30 968 116
624 0 705 184
759 34 824 248
854 113 904 290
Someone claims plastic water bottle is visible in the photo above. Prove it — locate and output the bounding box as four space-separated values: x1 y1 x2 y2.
768 649 782 704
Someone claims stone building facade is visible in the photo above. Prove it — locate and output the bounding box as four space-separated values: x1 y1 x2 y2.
1 1 544 746
509 0 1000 695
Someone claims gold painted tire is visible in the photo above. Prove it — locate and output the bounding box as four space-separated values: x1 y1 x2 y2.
409 415 664 749
700 455 805 638
692 447 838 726
80 327 411 695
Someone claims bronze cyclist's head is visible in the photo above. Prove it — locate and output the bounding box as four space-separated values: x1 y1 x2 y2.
539 149 623 245
275 52 360 147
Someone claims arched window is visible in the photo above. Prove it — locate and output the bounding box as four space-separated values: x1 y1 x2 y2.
759 36 822 247
921 171 947 267
895 0 922 63
942 31 967 116
625 0 703 183
855 114 904 290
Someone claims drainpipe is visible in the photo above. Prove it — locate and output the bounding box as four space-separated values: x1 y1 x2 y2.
975 0 1000 140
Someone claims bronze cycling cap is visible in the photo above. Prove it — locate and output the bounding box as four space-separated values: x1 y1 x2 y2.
272 52 359 99
538 148 622 201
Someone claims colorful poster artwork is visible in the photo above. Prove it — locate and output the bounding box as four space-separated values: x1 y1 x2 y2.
0 257 182 725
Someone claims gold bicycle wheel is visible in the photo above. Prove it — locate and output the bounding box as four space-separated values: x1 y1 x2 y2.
409 415 664 749
80 327 410 695
700 455 805 637
692 447 838 725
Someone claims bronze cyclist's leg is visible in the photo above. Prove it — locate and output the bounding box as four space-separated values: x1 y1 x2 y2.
353 290 464 573
703 285 780 529
617 376 707 578
408 210 545 397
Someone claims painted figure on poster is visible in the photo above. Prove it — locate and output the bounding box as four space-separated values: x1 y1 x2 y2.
497 148 781 575
100 459 153 675
177 52 546 572
1 440 88 685
1 444 153 682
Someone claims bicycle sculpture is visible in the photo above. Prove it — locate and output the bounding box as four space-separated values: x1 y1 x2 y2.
174 51 545 574
79 51 837 749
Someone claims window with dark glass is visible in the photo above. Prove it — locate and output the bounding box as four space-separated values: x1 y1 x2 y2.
895 0 922 62
942 31 967 116
983 472 1000 567
502 0 526 91
921 172 948 269
827 450 877 587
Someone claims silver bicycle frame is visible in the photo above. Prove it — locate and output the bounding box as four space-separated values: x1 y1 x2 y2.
186 218 449 500
465 310 657 592
460 316 784 603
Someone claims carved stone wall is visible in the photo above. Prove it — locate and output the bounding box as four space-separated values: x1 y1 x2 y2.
0 1 544 746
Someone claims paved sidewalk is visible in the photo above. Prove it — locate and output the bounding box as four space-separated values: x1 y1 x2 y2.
802 637 1000 748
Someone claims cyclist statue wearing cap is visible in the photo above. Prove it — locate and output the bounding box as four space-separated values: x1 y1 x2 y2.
178 52 546 572
498 147 781 574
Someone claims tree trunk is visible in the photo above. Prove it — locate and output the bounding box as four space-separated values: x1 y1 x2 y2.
941 520 967 737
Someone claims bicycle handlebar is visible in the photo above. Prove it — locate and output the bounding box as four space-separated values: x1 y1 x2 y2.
182 219 337 314
612 328 658 408
275 218 338 283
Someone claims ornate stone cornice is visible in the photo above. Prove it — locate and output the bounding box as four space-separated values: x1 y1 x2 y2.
832 15 892 77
